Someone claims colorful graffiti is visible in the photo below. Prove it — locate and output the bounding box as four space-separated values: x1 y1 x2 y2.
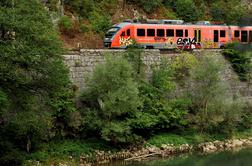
119 36 133 46
176 37 200 49
154 37 167 42
201 40 218 48
177 37 196 46
166 37 174 45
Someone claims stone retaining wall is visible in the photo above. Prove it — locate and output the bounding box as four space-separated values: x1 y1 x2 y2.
63 49 252 97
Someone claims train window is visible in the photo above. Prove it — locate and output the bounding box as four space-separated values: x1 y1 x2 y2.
220 30 226 37
127 29 131 36
166 29 174 37
234 30 240 37
121 31 125 36
147 29 155 37
241 30 248 42
249 31 252 42
157 29 165 37
185 30 188 37
137 29 145 37
176 30 183 37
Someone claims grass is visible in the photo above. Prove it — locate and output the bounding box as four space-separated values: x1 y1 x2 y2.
146 129 252 147
23 129 252 165
23 139 117 165
234 128 252 139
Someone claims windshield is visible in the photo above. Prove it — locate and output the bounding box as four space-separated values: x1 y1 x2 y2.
105 27 120 38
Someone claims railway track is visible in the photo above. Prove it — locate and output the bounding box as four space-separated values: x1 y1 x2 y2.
70 48 223 54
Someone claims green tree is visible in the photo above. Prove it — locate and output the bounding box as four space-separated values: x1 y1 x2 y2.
131 59 189 136
210 0 246 24
0 0 72 163
174 0 199 22
81 56 142 144
187 54 244 134
171 52 199 86
223 43 252 81
64 0 95 18
89 9 111 35
187 54 227 133
139 0 162 13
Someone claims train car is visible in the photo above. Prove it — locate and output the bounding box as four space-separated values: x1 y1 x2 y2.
103 20 252 49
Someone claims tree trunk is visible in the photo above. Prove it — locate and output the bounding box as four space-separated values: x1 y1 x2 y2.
26 136 31 153
123 0 126 10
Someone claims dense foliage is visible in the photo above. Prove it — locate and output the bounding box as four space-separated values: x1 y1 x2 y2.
187 54 245 135
0 0 74 165
223 43 252 81
42 0 252 38
45 0 252 39
80 56 142 144
1 0 252 165
78 50 251 146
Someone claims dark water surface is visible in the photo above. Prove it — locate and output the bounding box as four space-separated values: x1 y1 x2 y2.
108 148 252 166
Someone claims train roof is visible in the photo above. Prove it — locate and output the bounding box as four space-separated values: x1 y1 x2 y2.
112 20 252 29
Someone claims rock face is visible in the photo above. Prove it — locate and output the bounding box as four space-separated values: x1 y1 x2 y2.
198 142 218 153
196 138 252 154
63 49 252 98
63 49 174 89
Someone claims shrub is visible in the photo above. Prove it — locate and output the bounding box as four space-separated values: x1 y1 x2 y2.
0 141 25 166
210 1 226 22
223 43 252 81
4 109 53 152
58 15 80 37
131 59 190 136
45 0 60 12
171 52 198 85
81 56 142 144
80 23 89 33
0 90 9 117
88 9 111 35
0 0 71 164
219 99 245 137
98 0 118 15
210 1 246 24
58 15 73 33
187 53 245 135
50 89 77 138
139 0 162 13
240 101 252 129
174 0 199 22
65 0 95 18
187 54 227 133
124 47 145 80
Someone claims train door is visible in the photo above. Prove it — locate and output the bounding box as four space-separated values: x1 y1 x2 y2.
194 29 201 48
214 30 219 42
194 29 201 43
249 31 252 42
241 31 248 42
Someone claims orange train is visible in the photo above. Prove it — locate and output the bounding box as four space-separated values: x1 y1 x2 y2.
103 20 252 49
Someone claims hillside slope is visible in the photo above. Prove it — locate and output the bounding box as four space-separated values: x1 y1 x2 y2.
44 0 252 49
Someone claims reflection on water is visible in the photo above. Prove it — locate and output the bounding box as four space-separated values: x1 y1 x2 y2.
105 148 252 166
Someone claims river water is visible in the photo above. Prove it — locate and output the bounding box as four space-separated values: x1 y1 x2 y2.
108 148 252 166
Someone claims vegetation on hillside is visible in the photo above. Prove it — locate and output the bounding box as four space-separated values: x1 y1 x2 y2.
0 0 75 165
223 43 252 81
44 0 252 48
21 49 252 165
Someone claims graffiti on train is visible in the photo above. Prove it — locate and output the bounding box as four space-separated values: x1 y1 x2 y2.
177 37 196 46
